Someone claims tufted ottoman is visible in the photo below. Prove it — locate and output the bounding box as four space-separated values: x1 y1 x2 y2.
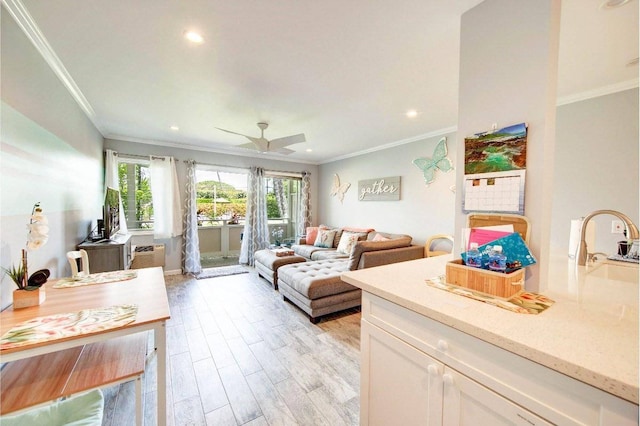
277 258 361 323
254 249 306 289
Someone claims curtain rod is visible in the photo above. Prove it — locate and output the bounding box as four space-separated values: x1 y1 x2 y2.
109 151 305 175
183 160 307 177
113 152 167 161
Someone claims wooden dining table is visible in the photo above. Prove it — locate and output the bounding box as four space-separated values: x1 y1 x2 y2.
0 266 171 425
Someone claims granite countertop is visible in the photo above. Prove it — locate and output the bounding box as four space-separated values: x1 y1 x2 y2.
341 254 639 404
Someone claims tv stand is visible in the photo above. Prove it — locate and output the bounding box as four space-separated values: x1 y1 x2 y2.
77 233 132 273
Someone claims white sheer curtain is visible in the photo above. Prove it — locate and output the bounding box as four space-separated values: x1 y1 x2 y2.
150 156 183 239
297 171 311 237
239 167 270 266
104 149 128 234
182 160 202 275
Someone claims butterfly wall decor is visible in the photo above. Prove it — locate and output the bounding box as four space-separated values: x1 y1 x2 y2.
412 137 454 186
330 174 351 203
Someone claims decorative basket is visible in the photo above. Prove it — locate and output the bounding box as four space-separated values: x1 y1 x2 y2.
445 259 524 299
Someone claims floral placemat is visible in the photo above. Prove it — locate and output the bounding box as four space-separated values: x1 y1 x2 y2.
426 275 554 314
53 270 138 288
0 304 138 350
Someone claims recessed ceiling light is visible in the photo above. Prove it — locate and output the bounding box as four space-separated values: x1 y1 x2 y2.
406 110 418 118
184 31 204 43
170 126 179 131
600 0 631 9
306 148 313 152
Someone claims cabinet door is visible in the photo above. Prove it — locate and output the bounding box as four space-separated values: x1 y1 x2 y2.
442 366 552 426
361 320 443 426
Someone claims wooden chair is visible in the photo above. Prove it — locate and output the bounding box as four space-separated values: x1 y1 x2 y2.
425 234 454 257
66 249 90 278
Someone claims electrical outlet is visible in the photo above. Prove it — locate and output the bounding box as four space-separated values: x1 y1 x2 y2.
611 220 625 234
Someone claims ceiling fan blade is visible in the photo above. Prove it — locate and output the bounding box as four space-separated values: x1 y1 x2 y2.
275 147 295 155
238 142 260 151
268 133 306 150
215 127 252 138
238 138 269 152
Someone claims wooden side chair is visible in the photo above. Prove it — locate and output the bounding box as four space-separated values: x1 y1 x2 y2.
425 234 454 257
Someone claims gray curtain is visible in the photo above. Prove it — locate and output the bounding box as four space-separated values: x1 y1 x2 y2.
298 171 312 236
240 167 270 266
182 160 202 275
273 178 287 218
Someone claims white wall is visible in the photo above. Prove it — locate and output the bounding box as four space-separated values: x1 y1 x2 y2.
1 12 104 309
104 138 319 272
456 0 561 292
318 132 457 246
551 88 639 256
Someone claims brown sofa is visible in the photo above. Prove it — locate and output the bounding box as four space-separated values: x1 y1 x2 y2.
278 230 424 323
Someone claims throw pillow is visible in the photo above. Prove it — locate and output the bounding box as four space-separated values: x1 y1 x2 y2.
306 227 319 244
372 233 390 242
314 229 337 248
337 232 360 255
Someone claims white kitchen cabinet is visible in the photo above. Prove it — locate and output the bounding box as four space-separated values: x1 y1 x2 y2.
361 320 443 425
360 292 638 426
442 366 550 426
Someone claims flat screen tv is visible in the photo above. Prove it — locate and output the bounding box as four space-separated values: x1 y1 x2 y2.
103 187 121 240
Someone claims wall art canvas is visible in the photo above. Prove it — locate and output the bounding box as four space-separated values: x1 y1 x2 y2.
358 176 400 201
464 123 527 174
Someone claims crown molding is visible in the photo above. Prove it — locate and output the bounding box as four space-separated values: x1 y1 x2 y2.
556 79 639 106
2 0 104 135
320 125 458 164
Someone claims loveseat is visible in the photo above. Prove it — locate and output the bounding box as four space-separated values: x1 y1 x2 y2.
277 227 424 323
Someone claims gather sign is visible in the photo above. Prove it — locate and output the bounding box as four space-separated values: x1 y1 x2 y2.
358 176 401 201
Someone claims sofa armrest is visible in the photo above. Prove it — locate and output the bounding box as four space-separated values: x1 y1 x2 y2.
357 245 424 269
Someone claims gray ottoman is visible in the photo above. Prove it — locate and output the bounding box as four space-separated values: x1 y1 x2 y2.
254 249 306 289
277 258 361 323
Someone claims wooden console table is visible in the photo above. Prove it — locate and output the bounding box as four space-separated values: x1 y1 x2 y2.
78 233 132 273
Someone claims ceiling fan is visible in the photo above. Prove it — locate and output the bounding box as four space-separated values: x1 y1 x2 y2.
216 122 306 155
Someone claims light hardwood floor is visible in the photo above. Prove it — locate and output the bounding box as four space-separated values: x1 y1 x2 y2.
101 268 361 426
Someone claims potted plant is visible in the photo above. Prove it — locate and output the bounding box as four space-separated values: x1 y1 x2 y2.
3 262 46 309
3 202 49 309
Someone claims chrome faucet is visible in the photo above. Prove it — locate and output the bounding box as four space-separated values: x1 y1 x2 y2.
576 210 640 266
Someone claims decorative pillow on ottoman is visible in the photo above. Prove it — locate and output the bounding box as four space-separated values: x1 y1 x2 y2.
314 229 337 248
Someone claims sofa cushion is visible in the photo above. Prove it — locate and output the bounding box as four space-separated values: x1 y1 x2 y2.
305 227 320 245
348 236 412 270
372 233 390 242
319 225 344 247
292 244 328 259
314 229 336 248
367 231 411 241
337 232 360 254
277 259 355 299
311 250 349 261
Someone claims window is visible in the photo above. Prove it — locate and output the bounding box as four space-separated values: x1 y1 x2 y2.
118 159 153 230
265 174 302 245
195 168 248 226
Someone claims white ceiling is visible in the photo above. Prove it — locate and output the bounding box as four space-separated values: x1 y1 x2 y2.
9 0 639 164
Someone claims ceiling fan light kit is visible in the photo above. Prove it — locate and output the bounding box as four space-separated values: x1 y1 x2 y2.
216 122 306 155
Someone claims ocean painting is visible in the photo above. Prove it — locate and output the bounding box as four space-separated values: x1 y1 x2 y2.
464 123 527 174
